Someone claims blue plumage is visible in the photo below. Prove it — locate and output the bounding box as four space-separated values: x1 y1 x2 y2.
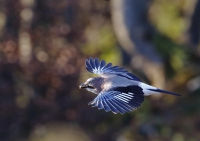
88 85 144 114
81 57 180 114
85 58 141 82
148 88 180 96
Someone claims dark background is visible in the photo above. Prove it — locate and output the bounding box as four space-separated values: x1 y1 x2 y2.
0 0 200 141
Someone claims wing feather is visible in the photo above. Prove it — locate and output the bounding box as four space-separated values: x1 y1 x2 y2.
88 85 144 114
109 100 125 114
100 60 106 68
85 58 141 81
112 99 132 112
89 58 96 69
102 100 111 112
106 100 119 114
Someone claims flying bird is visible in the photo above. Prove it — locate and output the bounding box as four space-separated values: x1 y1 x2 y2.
79 58 180 114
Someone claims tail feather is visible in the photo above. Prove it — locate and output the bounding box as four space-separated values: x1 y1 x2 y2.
148 88 181 96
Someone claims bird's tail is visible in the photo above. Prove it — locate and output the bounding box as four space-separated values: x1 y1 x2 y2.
147 88 181 96
139 83 180 96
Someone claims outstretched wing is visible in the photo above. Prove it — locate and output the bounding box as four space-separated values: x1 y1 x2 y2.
88 85 144 114
85 58 141 82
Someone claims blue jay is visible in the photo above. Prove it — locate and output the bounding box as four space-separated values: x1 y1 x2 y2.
79 58 180 114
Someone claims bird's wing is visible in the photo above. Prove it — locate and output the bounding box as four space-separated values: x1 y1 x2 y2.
88 85 144 114
85 58 141 82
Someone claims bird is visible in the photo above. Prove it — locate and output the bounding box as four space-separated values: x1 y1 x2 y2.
79 58 180 114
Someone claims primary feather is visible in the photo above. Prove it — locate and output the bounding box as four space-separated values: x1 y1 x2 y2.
85 58 142 81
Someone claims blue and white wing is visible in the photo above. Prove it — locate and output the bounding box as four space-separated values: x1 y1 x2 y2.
88 85 144 114
85 58 141 82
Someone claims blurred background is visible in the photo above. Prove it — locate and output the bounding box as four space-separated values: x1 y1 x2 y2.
0 0 200 141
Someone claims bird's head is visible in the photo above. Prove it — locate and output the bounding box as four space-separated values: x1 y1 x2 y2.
79 77 104 94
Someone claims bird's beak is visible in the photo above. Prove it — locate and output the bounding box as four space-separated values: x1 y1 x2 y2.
79 83 87 89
